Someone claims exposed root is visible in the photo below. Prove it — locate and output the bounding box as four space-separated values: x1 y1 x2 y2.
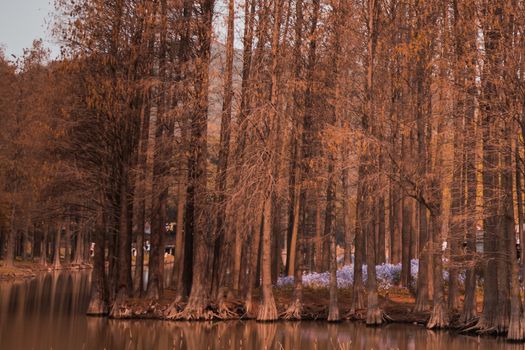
458 317 479 332
86 296 108 316
328 306 340 323
257 299 278 322
164 301 185 319
426 302 449 329
495 313 509 335
345 308 365 320
365 306 384 326
109 299 132 319
507 314 525 341
171 296 214 320
459 309 478 326
244 299 256 318
413 297 431 313
216 299 242 320
462 317 497 334
280 299 302 320
350 287 366 314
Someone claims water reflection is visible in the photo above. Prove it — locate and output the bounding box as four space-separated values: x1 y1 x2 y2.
0 272 521 349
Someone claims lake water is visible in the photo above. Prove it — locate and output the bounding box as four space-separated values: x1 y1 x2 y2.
0 271 521 349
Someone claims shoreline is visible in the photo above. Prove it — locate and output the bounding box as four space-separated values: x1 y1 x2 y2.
106 287 483 336
0 261 92 281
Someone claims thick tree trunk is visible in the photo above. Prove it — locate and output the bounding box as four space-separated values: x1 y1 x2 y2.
477 7 502 329
427 212 449 329
132 91 151 297
115 171 132 301
73 223 84 265
171 167 186 298
213 0 235 306
257 197 278 322
244 217 262 315
283 205 304 320
87 210 108 315
504 124 523 340
179 0 213 319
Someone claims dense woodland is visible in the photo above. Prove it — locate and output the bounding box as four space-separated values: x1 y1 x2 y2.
3 0 525 340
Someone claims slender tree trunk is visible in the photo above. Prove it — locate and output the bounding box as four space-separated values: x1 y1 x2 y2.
376 196 386 264
400 195 412 289
4 205 16 267
53 222 61 269
64 218 72 265
40 222 48 266
341 146 353 266
325 153 339 322
351 170 366 313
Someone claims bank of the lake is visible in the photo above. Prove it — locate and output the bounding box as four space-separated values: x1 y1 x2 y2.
0 260 91 281
0 270 519 349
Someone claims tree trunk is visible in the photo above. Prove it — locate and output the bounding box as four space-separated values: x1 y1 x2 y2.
115 170 132 301
180 0 213 319
366 202 383 325
40 222 48 266
73 223 84 265
325 153 339 322
213 0 235 306
376 196 386 265
427 211 449 329
351 168 366 313
342 146 353 266
171 165 187 297
87 209 108 316
257 196 278 322
53 223 61 269
4 205 16 267
400 196 412 288
505 123 523 340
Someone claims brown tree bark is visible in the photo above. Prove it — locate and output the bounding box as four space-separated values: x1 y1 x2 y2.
213 0 236 307
53 222 61 269
87 209 108 315
180 0 214 319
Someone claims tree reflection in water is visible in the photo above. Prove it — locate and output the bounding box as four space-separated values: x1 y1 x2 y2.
0 272 521 349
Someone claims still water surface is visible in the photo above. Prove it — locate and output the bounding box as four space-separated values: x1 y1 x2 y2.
0 271 522 349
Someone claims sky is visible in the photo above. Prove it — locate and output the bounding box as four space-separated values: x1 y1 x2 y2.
0 0 240 60
0 0 59 60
